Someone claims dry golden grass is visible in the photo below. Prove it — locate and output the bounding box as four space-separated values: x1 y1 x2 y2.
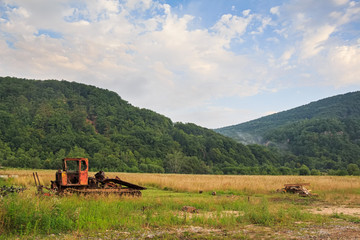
2 169 360 195
121 173 360 194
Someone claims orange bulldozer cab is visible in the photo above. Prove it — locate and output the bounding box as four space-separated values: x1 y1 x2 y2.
56 158 89 186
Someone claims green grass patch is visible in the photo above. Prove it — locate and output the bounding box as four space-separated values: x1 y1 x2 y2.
331 213 360 223
0 188 329 238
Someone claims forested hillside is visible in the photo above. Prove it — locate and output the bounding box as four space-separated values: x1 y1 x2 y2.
0 77 287 175
216 91 360 142
216 91 360 175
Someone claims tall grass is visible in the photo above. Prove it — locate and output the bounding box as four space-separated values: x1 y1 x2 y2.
0 189 325 237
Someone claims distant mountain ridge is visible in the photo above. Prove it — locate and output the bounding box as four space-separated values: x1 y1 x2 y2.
215 91 360 144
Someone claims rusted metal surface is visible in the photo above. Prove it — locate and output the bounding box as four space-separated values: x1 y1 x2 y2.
34 158 146 197
33 172 54 195
57 158 89 186
102 178 146 190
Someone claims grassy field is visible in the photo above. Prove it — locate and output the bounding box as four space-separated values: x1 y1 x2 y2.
1 169 360 239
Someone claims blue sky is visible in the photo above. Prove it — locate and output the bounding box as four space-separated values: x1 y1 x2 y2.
0 0 359 128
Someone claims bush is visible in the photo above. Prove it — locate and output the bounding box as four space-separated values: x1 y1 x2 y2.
347 163 360 176
310 169 321 175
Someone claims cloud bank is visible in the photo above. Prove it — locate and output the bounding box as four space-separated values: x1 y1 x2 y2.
0 0 359 128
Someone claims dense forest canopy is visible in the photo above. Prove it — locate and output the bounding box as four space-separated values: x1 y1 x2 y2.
1 77 359 175
0 77 283 175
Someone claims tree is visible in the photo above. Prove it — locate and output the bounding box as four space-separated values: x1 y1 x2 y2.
310 169 321 176
299 164 310 175
347 163 360 176
68 146 88 158
181 156 210 174
278 166 292 175
165 151 183 173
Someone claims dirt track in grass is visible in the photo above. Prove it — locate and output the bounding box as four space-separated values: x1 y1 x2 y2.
42 220 360 239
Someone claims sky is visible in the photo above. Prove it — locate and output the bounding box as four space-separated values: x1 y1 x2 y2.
0 0 359 129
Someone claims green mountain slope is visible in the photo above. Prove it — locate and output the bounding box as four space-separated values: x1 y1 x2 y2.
215 91 360 174
215 91 360 143
0 77 281 174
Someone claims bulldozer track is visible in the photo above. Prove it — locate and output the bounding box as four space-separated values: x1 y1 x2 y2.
63 188 142 197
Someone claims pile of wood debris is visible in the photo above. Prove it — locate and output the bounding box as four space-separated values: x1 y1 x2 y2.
277 183 314 197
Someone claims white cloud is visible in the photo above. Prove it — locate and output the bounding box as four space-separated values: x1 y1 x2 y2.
242 9 251 16
335 0 360 25
332 0 349 5
317 41 360 86
270 6 280 16
268 0 360 89
212 14 251 46
300 24 336 59
280 48 295 66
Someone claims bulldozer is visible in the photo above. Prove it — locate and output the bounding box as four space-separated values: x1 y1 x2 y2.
34 158 146 197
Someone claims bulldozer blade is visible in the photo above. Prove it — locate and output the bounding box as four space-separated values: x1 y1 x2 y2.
102 178 146 190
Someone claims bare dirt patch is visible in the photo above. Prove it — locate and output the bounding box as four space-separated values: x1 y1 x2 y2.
295 220 360 240
148 222 360 239
50 219 360 240
309 206 360 217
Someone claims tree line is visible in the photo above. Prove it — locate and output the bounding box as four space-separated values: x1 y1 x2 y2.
0 77 359 175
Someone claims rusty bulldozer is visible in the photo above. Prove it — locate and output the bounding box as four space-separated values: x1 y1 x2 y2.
34 158 146 197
